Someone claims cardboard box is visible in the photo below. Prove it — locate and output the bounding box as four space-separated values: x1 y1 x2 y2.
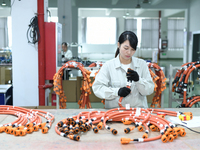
0 67 12 84
89 77 102 102
5 67 12 83
0 67 5 84
62 80 77 102
76 77 82 101
147 92 155 103
76 77 102 103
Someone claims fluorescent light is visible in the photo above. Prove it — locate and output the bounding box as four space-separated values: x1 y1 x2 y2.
135 4 141 8
2 1 6 6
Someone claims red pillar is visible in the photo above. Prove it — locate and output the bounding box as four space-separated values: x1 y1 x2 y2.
37 0 45 106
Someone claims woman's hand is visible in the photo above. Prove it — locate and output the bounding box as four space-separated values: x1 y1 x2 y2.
118 87 131 97
126 69 139 82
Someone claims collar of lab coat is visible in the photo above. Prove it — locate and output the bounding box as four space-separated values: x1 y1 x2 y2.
114 55 140 70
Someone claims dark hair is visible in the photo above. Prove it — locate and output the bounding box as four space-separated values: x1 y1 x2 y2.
115 31 138 58
62 42 68 47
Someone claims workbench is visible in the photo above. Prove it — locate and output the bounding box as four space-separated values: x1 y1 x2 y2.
0 108 200 150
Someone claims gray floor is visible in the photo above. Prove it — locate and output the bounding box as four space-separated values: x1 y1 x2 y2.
62 59 200 109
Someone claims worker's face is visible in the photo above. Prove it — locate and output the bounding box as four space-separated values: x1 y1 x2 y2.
62 44 67 52
118 40 136 62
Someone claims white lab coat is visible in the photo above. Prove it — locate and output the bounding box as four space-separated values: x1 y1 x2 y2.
61 49 73 62
92 55 154 109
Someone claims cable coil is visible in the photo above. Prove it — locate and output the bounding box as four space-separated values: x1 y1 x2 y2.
0 105 54 136
55 107 190 143
172 61 200 107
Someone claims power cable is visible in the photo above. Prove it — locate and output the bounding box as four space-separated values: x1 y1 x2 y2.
27 16 40 44
176 124 200 134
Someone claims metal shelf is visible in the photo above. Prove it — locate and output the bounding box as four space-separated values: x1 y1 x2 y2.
168 64 182 107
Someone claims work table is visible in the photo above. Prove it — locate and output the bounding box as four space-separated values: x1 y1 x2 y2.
0 108 200 150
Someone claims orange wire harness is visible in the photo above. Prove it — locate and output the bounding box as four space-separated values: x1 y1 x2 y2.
53 61 92 109
0 105 54 136
172 61 200 107
118 68 132 108
88 62 105 106
55 107 190 143
148 63 167 108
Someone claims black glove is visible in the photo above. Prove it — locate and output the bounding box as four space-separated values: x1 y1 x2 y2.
126 69 139 82
62 55 64 58
118 87 131 97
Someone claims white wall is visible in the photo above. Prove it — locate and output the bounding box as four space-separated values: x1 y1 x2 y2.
78 8 185 61
189 0 200 32
187 0 200 63
80 44 117 61
0 8 10 17
0 18 6 48
12 0 38 106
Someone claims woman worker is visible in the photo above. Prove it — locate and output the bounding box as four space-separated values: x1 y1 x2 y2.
92 31 154 109
61 42 73 62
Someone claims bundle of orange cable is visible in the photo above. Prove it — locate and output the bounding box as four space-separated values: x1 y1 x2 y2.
148 62 167 108
172 61 200 107
0 105 54 136
88 62 104 105
53 61 92 109
55 107 191 143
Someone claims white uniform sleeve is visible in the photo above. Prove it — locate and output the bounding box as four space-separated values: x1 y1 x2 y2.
92 63 119 100
65 50 72 60
135 61 154 96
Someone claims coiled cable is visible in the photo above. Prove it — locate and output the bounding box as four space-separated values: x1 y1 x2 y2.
27 16 40 44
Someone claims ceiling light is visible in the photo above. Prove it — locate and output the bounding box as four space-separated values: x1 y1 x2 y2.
142 0 150 3
135 4 141 8
135 0 141 8
2 1 6 6
126 12 129 16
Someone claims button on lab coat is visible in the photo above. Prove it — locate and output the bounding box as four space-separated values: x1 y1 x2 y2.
92 55 154 109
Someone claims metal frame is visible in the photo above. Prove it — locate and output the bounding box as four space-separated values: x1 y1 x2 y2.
168 64 183 108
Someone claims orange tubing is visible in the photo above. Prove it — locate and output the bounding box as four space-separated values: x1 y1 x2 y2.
148 63 166 108
53 61 93 109
55 107 189 143
183 63 200 106
0 105 54 135
172 61 200 107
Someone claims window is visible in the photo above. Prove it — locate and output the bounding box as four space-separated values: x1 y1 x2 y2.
141 19 159 49
125 19 140 47
125 18 158 49
168 18 184 50
7 16 12 48
48 17 58 23
86 17 117 44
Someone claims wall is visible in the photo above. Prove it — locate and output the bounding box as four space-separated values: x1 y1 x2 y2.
77 8 185 61
48 0 189 62
189 0 200 32
0 18 6 48
188 0 200 63
12 0 38 106
0 8 10 48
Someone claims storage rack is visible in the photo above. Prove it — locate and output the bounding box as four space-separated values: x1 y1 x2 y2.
168 64 184 108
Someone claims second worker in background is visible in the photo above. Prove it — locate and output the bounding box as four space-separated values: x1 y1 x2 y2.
61 42 73 63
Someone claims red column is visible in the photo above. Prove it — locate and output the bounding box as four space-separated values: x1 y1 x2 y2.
37 0 45 106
